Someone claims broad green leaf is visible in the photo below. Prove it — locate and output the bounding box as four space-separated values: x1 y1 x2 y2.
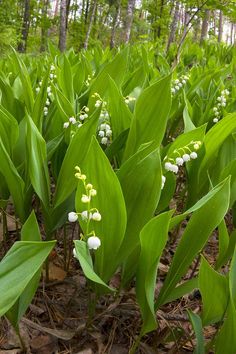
199 256 228 325
74 240 114 292
6 211 42 327
0 240 55 317
156 177 230 308
117 145 162 281
58 55 74 104
26 115 50 209
11 49 34 113
198 113 236 184
187 310 205 354
163 278 198 305
136 211 173 335
54 112 99 207
107 76 132 140
75 137 127 282
123 75 171 160
0 138 25 221
215 219 229 269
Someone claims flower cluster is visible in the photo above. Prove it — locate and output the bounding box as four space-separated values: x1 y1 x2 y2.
77 106 90 128
68 167 102 251
124 96 136 105
36 64 57 117
212 89 229 124
85 75 91 87
92 93 113 146
98 122 112 145
171 75 189 95
63 116 77 129
163 140 201 175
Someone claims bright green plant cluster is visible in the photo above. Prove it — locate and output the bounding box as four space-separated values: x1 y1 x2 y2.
0 44 236 352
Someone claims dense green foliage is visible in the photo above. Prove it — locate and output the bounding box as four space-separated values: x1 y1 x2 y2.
0 41 236 351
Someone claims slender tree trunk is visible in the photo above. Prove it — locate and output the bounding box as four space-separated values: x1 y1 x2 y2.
166 1 180 52
18 0 31 53
200 9 210 44
218 10 223 43
84 0 90 25
66 0 71 29
193 19 201 42
124 0 135 44
54 0 59 16
58 0 67 52
110 0 121 48
156 0 165 38
84 0 97 50
40 0 49 52
230 23 234 45
182 7 190 39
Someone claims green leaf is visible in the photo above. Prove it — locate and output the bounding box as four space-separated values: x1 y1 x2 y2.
75 137 127 282
117 144 162 283
163 278 198 305
198 113 236 185
0 240 55 317
216 219 229 269
73 240 114 292
199 256 228 325
26 114 50 210
156 177 230 308
0 138 26 221
136 211 173 335
123 75 171 160
6 211 42 327
187 310 205 354
54 112 99 207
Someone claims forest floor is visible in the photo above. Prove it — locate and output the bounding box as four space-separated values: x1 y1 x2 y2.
0 205 224 354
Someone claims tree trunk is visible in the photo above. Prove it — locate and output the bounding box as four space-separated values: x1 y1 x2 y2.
84 0 97 50
40 0 49 52
218 10 223 43
18 0 31 53
58 0 67 52
124 0 135 44
166 1 180 52
200 9 210 44
156 0 165 39
66 0 71 29
110 0 121 48
230 22 234 45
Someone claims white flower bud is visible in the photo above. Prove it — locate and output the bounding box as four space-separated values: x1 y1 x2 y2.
81 195 90 203
213 107 218 112
87 236 101 250
95 100 102 107
178 83 183 88
125 99 129 104
98 130 105 137
175 85 180 91
92 212 102 221
44 106 48 112
170 164 178 174
171 88 175 94
90 189 97 196
190 152 198 159
63 122 70 128
176 157 184 166
50 65 55 70
85 107 89 112
221 102 226 107
81 210 92 220
174 79 179 84
213 118 219 123
36 87 40 93
68 212 78 222
47 86 51 93
78 123 82 128
182 79 186 84
101 137 108 145
182 154 190 162
73 248 77 257
46 99 50 106
164 162 172 171
50 73 54 79
100 124 106 130
106 129 112 137
69 117 76 124
194 143 200 150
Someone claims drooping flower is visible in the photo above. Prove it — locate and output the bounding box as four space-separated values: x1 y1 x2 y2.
68 212 78 222
87 236 101 250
